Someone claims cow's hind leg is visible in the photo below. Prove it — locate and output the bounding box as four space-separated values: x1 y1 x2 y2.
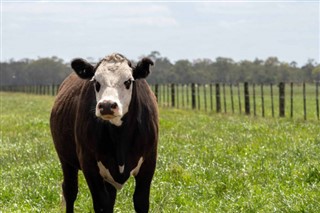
61 163 79 213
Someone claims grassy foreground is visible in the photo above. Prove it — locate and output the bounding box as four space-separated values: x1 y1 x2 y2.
0 92 319 212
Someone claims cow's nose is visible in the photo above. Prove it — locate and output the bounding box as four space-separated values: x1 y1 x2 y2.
98 101 118 115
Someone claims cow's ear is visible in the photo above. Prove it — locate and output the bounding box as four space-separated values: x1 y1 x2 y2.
71 58 94 79
133 58 154 79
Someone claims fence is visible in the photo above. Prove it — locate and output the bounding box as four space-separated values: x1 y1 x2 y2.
1 82 319 120
150 82 319 121
0 84 60 96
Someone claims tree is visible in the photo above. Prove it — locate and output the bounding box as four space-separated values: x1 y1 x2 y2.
0 53 318 86
150 57 173 84
214 57 235 82
301 59 317 82
312 65 320 81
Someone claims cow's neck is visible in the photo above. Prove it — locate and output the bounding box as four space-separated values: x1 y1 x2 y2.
107 115 136 172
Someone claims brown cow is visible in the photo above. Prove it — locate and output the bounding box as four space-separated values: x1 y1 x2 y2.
50 53 158 213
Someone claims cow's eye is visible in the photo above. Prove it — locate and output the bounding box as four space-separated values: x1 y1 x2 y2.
124 79 132 89
95 81 101 92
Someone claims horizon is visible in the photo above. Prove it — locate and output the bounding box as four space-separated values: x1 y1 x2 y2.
0 52 317 68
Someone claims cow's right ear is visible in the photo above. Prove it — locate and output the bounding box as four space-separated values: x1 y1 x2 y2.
71 58 95 79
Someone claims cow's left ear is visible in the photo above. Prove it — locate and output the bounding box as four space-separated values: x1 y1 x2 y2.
71 58 95 79
133 58 154 79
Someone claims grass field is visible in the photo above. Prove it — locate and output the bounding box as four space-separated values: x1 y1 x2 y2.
1 92 320 212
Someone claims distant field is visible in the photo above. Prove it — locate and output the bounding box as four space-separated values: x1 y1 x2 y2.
1 92 320 212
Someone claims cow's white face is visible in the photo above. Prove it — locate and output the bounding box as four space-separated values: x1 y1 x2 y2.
91 55 134 126
71 53 154 127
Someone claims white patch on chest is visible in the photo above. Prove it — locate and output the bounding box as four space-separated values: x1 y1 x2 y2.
119 165 124 174
97 161 123 190
130 157 144 176
97 157 144 190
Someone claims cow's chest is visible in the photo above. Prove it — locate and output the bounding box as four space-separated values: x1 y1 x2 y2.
94 123 146 190
97 156 144 190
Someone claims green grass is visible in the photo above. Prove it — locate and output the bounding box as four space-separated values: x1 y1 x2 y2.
1 92 320 212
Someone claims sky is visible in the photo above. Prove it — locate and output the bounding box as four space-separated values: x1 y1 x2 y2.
1 0 319 67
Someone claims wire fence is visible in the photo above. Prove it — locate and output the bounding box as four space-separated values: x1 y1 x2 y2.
151 82 319 121
1 82 319 121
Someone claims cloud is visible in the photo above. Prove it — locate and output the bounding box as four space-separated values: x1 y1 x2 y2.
112 16 178 27
218 19 251 30
105 4 179 27
3 2 178 29
2 2 178 27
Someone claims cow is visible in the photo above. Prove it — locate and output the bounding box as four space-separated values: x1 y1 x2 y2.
50 53 158 213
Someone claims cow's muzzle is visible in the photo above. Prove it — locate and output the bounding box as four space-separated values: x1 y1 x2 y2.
97 100 119 119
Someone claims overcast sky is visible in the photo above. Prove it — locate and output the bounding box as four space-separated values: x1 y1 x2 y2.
1 1 319 66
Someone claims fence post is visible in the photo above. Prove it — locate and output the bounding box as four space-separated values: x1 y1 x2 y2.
279 82 285 117
261 84 265 117
186 84 189 109
237 83 242 114
176 84 179 109
270 83 274 117
223 83 227 113
290 82 293 118
191 83 196 109
210 84 213 111
230 84 234 113
316 81 319 120
216 83 221 113
154 84 159 101
253 83 256 116
182 84 185 108
167 84 170 107
204 84 207 112
197 84 201 110
244 82 250 115
171 83 175 107
303 82 307 120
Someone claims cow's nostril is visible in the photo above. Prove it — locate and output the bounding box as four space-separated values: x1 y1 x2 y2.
110 102 118 109
98 103 103 109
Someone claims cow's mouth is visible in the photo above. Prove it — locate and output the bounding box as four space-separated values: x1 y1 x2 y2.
99 114 123 126
100 114 117 120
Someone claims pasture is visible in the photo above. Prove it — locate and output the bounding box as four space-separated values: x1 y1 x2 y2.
1 92 320 212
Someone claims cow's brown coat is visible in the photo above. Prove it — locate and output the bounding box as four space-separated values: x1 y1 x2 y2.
50 57 158 213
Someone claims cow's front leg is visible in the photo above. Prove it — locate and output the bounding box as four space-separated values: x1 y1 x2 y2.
61 162 79 213
104 181 117 211
133 159 156 213
82 162 114 213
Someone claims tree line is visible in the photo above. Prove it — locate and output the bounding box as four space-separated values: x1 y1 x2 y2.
1 51 319 86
